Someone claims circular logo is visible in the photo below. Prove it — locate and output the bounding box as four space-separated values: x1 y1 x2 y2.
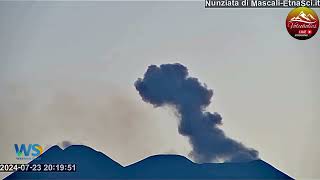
286 7 319 40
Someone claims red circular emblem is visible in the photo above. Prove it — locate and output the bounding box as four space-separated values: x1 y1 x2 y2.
286 7 319 40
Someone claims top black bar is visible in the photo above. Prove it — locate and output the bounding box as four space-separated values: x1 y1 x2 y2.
205 0 320 8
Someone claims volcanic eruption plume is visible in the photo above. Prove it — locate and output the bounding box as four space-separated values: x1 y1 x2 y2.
134 63 258 163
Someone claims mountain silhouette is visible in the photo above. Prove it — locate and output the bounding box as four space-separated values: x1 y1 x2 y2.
290 11 317 23
307 14 316 21
6 145 294 179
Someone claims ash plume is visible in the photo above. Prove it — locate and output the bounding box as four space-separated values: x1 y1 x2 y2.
134 63 259 163
60 141 73 149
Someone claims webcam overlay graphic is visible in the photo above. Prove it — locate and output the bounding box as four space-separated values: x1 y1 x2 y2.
14 144 43 160
286 7 319 40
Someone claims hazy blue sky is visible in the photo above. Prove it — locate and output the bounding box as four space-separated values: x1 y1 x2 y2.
0 1 319 179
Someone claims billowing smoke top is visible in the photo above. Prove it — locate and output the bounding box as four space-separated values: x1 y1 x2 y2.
135 63 258 163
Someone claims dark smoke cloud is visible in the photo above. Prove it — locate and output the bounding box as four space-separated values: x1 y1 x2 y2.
59 141 73 149
135 63 259 163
